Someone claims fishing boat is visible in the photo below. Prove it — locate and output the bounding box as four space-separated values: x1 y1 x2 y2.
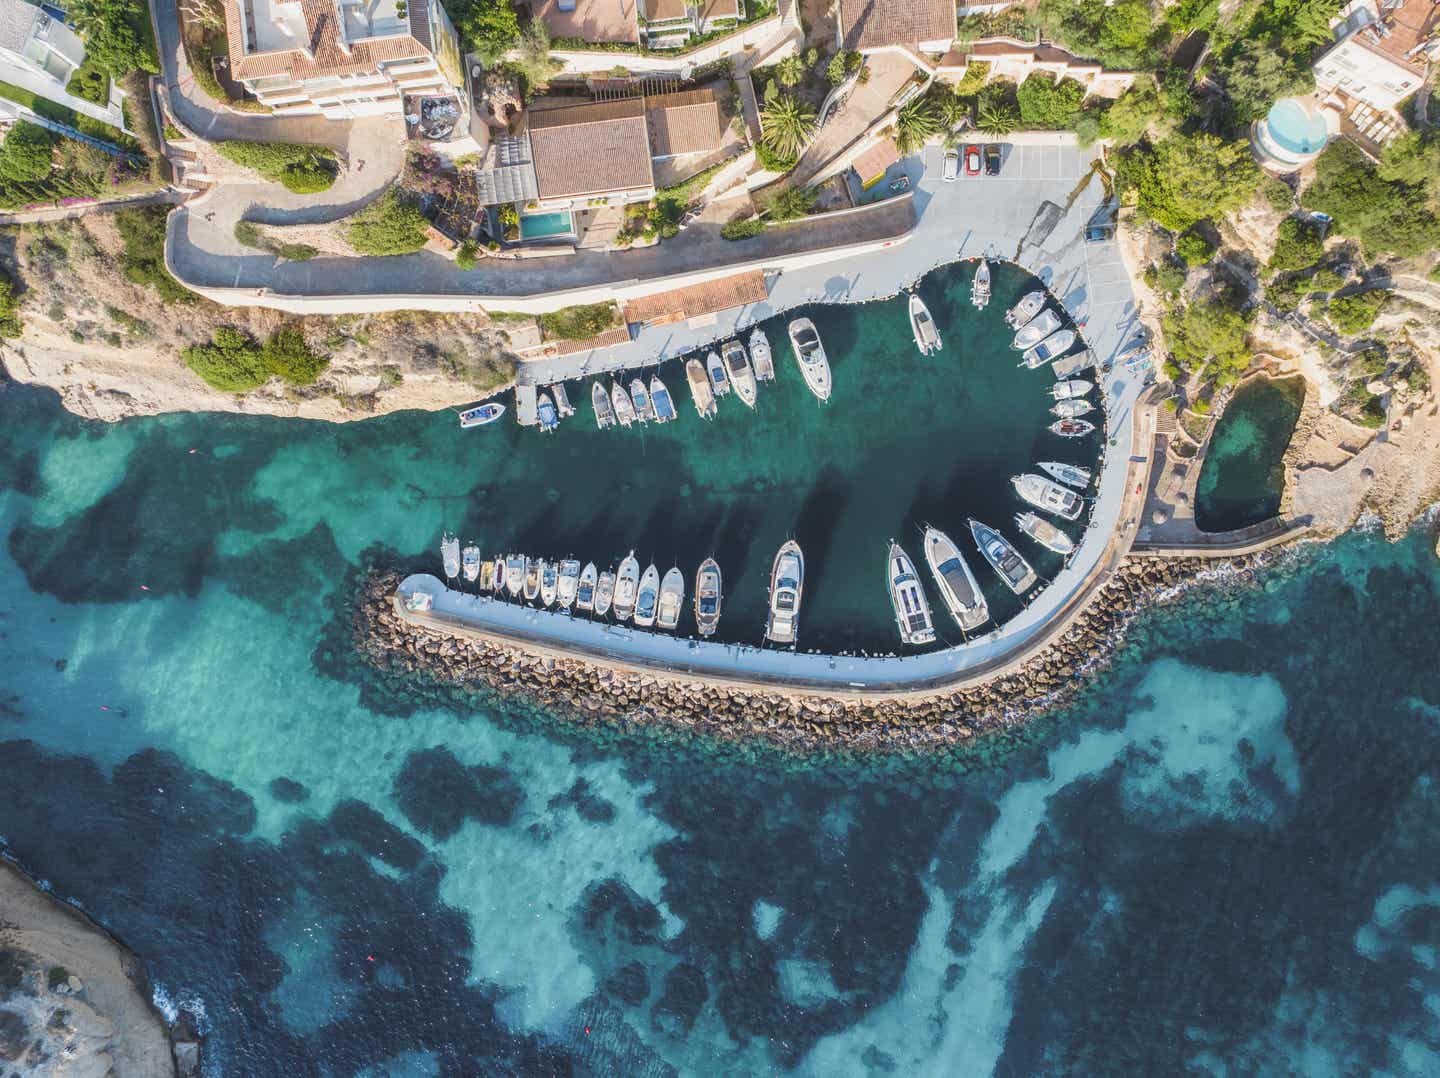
523 559 541 602
971 257 991 309
592 382 615 429
1039 461 1092 489
613 553 640 621
1021 329 1077 369
1051 399 1094 419
480 559 495 592
504 554 526 596
490 556 505 592
694 557 722 636
1051 379 1093 400
536 393 559 432
723 341 757 409
629 378 655 422
557 558 580 609
706 351 731 398
657 567 684 631
1012 473 1084 521
441 531 460 581
686 358 717 419
576 562 598 612
461 544 481 584
909 292 942 356
1016 511 1075 556
969 518 1038 594
922 526 989 633
1052 350 1095 379
1005 290 1046 328
459 402 505 428
633 564 661 628
595 569 615 618
787 318 832 402
886 540 936 646
749 328 775 381
551 383 574 417
611 382 636 427
540 560 559 606
1050 418 1096 438
1011 308 1060 350
650 375 677 423
765 540 804 646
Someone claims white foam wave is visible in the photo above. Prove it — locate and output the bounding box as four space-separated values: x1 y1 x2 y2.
151 982 211 1033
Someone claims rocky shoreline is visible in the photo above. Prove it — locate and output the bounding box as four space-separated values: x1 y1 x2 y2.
353 551 1286 754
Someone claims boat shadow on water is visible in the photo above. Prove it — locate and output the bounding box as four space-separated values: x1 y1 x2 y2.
787 468 852 622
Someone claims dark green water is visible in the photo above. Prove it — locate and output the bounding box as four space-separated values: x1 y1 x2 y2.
1195 375 1305 532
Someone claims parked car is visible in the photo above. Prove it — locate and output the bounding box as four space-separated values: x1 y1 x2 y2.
942 149 959 182
964 145 982 176
984 144 1002 175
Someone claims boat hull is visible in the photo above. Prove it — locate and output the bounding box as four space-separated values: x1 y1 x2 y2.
922 527 989 633
765 541 804 646
969 519 1037 594
887 541 936 645
694 558 722 636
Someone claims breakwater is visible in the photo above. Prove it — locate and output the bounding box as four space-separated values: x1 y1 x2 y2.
354 551 1281 754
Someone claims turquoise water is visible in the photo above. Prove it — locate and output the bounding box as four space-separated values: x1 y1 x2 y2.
1195 375 1305 532
519 210 575 239
1263 98 1330 156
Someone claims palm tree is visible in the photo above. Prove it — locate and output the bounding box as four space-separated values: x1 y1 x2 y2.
894 98 939 155
760 95 818 161
977 101 1019 137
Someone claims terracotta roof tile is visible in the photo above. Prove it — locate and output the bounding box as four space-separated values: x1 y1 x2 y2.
646 87 724 156
622 270 767 323
527 98 654 198
644 0 738 22
224 0 431 83
837 0 953 51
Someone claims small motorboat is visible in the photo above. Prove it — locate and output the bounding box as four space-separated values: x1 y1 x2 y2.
461 544 481 584
1051 379 1093 400
650 375 677 423
459 402 505 428
686 358 717 419
1039 461 1092 489
723 341 757 409
1005 290 1045 328
629 378 655 422
971 257 991 310
613 553 640 621
909 292 941 356
1052 349 1096 379
592 382 615 429
765 540 804 646
594 569 615 617
441 531 460 581
490 556 504 592
657 567 684 631
1021 329 1077 369
1051 399 1095 419
1012 309 1060 350
694 557 722 636
557 558 581 609
536 393 559 432
1012 473 1084 521
576 562 598 612
551 383 574 417
706 351 730 398
788 318 832 402
923 526 989 633
1016 511 1075 556
479 559 495 592
749 328 775 381
523 558 541 602
540 560 559 606
969 518 1037 594
633 564 661 628
611 381 636 427
1050 418 1096 438
504 554 526 596
886 540 936 646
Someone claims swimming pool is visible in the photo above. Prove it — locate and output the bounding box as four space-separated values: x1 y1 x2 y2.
518 210 575 240
1262 98 1330 157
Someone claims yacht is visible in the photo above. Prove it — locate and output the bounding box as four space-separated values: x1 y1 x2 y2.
922 526 989 633
1051 379 1092 400
592 382 615 429
611 381 636 427
1011 308 1060 350
1021 329 1077 369
765 540 805 646
657 567 684 631
1039 461 1092 489
629 378 655 422
706 351 730 398
490 556 505 592
523 559 541 602
633 564 661 628
1050 418 1096 438
723 340 757 408
479 559 494 592
650 375 677 423
613 553 640 621
1005 290 1045 328
787 318 832 402
537 393 559 432
694 557 722 636
461 544 481 584
557 558 581 609
1016 511 1075 556
908 292 942 356
1013 472 1084 520
886 541 936 646
686 358 717 419
594 569 615 618
504 554 526 597
971 257 991 309
749 328 775 381
1051 399 1094 420
576 562 598 612
540 560 559 606
969 518 1038 594
441 531 460 581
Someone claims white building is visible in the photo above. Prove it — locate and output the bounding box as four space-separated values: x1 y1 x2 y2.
1314 0 1440 112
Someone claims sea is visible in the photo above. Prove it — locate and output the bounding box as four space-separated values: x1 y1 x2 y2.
2 290 1439 1074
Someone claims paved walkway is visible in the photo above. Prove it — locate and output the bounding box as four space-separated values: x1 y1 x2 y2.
0 189 187 225
790 53 916 186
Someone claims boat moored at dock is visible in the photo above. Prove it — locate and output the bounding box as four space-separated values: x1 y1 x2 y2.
694 558 722 636
592 382 616 429
1012 309 1060 350
594 569 615 617
576 562 598 612
536 393 559 432
1039 461 1092 488
1021 329 1077 369
657 568 684 631
629 378 655 422
490 556 504 592
461 544 481 584
908 292 942 355
1050 418 1096 438
1051 399 1094 419
749 328 775 381
540 560 559 606
523 559 541 602
686 358 716 419
887 541 936 646
971 258 991 309
765 540 805 646
611 382 636 427
922 526 989 633
706 351 730 398
557 559 580 609
650 375 677 423
723 340 757 408
1005 290 1045 328
613 553 640 621
969 518 1038 594
633 564 661 628
1051 379 1092 400
441 532 460 581
459 402 505 428
788 318 832 402
1016 511 1075 555
1013 473 1084 520
551 383 574 417
480 559 495 591
504 554 526 596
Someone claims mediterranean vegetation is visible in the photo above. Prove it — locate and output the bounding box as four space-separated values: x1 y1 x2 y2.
115 207 194 304
1302 139 1440 258
233 220 319 262
0 268 23 338
182 324 329 392
346 191 431 256
1323 289 1388 335
759 94 817 162
215 141 339 194
538 302 621 342
68 0 159 79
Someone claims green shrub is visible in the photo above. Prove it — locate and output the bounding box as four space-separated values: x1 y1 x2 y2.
754 143 796 173
1303 139 1440 258
1175 230 1216 266
1430 261 1440 282
233 220 262 248
114 207 193 303
1145 259 1188 297
1015 73 1085 129
262 325 327 384
1267 216 1323 273
1162 295 1252 384
721 217 766 240
764 185 817 222
1345 384 1387 428
275 243 317 261
215 141 338 193
183 327 268 392
0 267 22 338
1405 362 1431 396
455 238 479 270
0 122 53 182
538 301 619 341
1310 266 1344 292
346 191 429 256
1324 289 1388 335
1097 77 1162 146
68 0 159 77
1114 132 1260 232
66 59 110 106
1261 175 1293 211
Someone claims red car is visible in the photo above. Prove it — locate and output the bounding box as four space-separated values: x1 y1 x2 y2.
964 145 982 176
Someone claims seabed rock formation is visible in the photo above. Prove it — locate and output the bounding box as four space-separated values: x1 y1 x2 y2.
354 553 1280 754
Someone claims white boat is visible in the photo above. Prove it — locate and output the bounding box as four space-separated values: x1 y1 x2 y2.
1012 473 1084 521
969 518 1037 594
765 540 804 646
706 351 730 398
459 402 505 428
523 558 541 602
633 563 661 628
611 382 636 427
1021 329 1076 369
629 378 655 422
686 358 716 419
749 328 775 381
461 544 481 584
971 258 991 309
594 569 615 617
1011 308 1060 350
650 375 677 423
1039 461 1092 489
1050 418 1096 438
551 383 574 417
909 292 941 356
490 556 504 592
657 567 684 631
441 531 460 580
922 526 989 633
479 559 494 592
576 562 598 612
537 393 559 432
694 557 722 636
1051 379 1092 400
504 554 526 596
723 341 757 408
540 560 559 606
613 553 640 621
1051 399 1094 419
886 540 936 646
592 382 615 429
788 318 832 402
557 558 580 609
1016 511 1075 555
1052 349 1096 379
1005 290 1045 328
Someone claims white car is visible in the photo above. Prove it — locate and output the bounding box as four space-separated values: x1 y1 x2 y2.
942 149 960 182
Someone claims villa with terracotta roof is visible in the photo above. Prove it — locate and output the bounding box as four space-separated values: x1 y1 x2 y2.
527 0 639 44
645 87 725 158
639 0 742 48
526 98 655 204
934 39 1137 98
835 0 954 56
222 0 464 118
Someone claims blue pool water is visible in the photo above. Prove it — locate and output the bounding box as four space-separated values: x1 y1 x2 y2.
519 210 574 240
1263 98 1330 156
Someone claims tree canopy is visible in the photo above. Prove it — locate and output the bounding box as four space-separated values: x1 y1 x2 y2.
1097 78 1165 146
1016 73 1085 129
1162 295 1253 384
450 0 520 61
1220 40 1313 121
1302 139 1440 258
1115 132 1261 232
69 0 158 77
346 191 431 256
0 122 54 183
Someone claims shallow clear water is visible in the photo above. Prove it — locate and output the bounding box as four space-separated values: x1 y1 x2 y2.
1195 375 1305 532
3 362 1440 1075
